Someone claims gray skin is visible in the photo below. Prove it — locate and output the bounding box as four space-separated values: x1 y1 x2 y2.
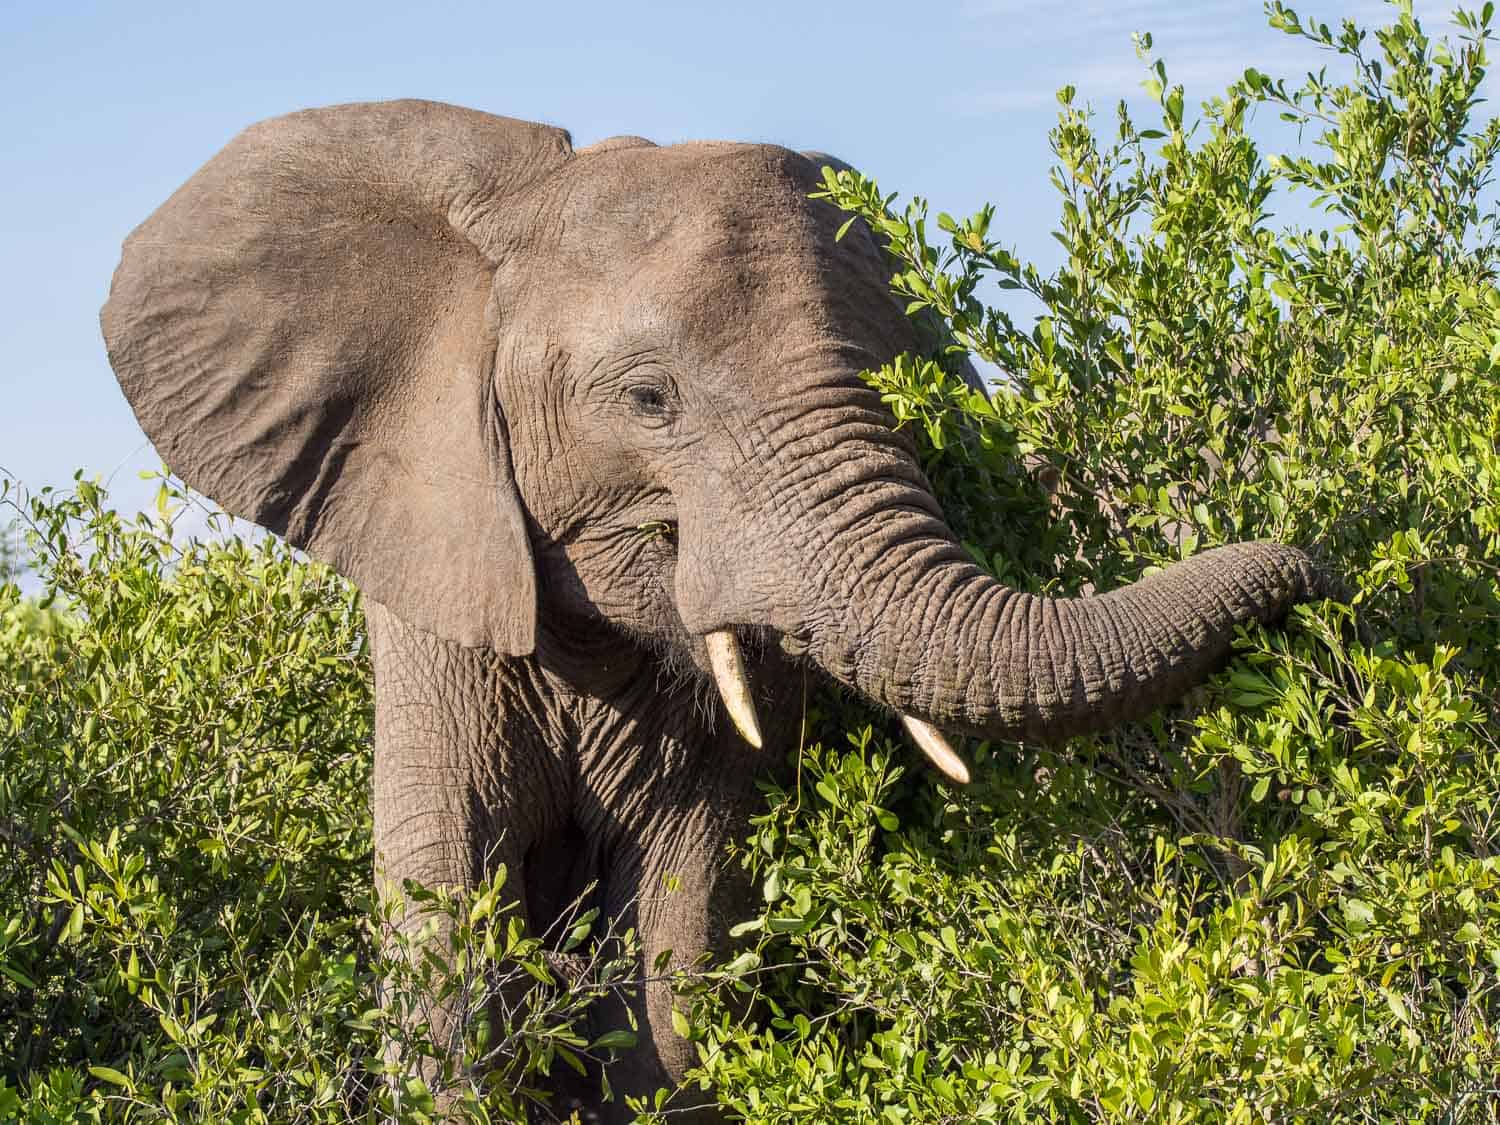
100 100 1321 1121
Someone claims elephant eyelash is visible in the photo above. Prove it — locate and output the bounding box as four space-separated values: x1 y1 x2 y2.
621 381 678 424
626 385 667 411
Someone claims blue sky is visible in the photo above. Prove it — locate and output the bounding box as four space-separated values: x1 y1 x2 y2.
0 0 1474 525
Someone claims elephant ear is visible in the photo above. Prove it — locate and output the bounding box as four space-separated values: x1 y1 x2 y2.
101 100 574 654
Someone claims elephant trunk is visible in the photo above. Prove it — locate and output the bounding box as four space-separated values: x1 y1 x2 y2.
804 510 1320 745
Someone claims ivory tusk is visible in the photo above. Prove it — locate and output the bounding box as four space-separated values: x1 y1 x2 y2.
705 630 763 749
899 715 971 785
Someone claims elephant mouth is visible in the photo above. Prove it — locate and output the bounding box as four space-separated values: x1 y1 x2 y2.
630 517 678 546
700 626 972 783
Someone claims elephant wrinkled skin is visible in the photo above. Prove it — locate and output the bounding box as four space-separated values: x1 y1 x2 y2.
101 100 1321 1120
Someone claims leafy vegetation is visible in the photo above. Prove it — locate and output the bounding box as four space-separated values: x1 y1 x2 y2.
3 1 1499 1121
0 482 639 1122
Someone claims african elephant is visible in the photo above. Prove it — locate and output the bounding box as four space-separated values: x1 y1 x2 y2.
100 100 1321 1120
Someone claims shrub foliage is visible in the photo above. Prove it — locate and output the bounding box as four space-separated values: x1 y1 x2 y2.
4 2 1500 1121
0 486 639 1122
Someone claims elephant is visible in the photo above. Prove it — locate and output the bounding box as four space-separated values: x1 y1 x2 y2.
99 99 1322 1120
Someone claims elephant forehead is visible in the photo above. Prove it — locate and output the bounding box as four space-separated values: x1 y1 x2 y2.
545 236 905 392
535 143 911 376
651 244 881 372
663 223 911 385
548 144 878 296
553 141 825 244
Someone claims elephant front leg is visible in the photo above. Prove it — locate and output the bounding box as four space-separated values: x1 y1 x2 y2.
373 758 521 1096
584 747 774 1122
366 601 567 1112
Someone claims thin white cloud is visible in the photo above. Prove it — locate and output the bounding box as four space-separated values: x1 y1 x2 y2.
955 0 1489 115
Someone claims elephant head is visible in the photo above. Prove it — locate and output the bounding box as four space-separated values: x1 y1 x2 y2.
101 99 1319 784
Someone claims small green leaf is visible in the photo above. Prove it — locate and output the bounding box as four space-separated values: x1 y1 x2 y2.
590 1029 637 1051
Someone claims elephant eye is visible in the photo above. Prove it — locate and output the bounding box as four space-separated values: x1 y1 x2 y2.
624 382 674 423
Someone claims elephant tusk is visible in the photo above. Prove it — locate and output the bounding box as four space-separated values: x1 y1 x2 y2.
899 715 971 785
705 630 763 749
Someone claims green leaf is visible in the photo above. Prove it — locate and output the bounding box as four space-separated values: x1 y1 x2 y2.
0 965 37 989
590 1029 638 1051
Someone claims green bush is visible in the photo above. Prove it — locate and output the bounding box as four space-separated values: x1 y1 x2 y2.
4 3 1499 1121
0 482 639 1122
672 3 1500 1122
